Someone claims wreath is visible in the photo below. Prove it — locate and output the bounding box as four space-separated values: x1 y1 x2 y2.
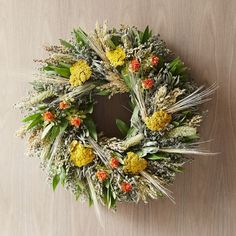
16 22 216 212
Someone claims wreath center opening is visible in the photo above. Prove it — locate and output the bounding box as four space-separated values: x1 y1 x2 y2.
92 94 131 138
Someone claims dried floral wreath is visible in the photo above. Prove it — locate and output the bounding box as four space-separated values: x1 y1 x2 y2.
16 22 217 213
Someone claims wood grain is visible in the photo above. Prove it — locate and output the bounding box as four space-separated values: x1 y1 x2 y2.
0 0 236 235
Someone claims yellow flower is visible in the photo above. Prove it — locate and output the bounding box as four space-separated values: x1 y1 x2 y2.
69 60 92 86
70 140 95 167
145 110 172 131
106 47 126 67
123 152 147 174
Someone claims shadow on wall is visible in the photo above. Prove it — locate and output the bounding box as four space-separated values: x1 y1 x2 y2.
92 93 132 138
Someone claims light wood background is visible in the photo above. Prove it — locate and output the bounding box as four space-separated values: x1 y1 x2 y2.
0 0 236 235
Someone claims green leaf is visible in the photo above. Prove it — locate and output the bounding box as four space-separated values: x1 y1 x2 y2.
110 194 116 208
187 134 200 140
102 186 108 205
107 186 111 208
140 26 152 44
104 184 116 209
75 184 82 200
49 125 60 142
53 67 70 78
116 119 129 136
121 70 131 90
52 174 60 191
110 35 121 46
74 28 88 46
41 123 54 140
88 190 93 207
170 166 184 173
59 120 69 134
22 113 41 122
59 39 75 49
84 117 97 140
75 180 85 200
58 62 71 69
172 121 180 127
183 134 200 142
132 28 141 45
96 89 111 96
85 103 93 114
168 57 188 80
111 188 117 200
126 127 138 139
43 65 70 78
104 37 116 49
104 179 110 188
130 105 140 126
147 153 167 160
26 115 43 130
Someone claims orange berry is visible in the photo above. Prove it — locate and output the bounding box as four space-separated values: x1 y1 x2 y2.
121 182 132 193
142 78 154 89
109 157 119 168
151 55 159 66
70 117 81 127
96 170 108 182
130 58 141 72
43 111 54 122
59 101 69 110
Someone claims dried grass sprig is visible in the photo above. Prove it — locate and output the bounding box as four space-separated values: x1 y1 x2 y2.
166 83 218 113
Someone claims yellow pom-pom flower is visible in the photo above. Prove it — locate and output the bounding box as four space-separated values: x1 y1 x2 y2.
70 140 95 167
69 60 92 86
123 152 147 174
145 110 172 131
106 47 126 67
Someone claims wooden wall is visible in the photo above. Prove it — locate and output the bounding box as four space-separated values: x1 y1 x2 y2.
0 0 236 235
